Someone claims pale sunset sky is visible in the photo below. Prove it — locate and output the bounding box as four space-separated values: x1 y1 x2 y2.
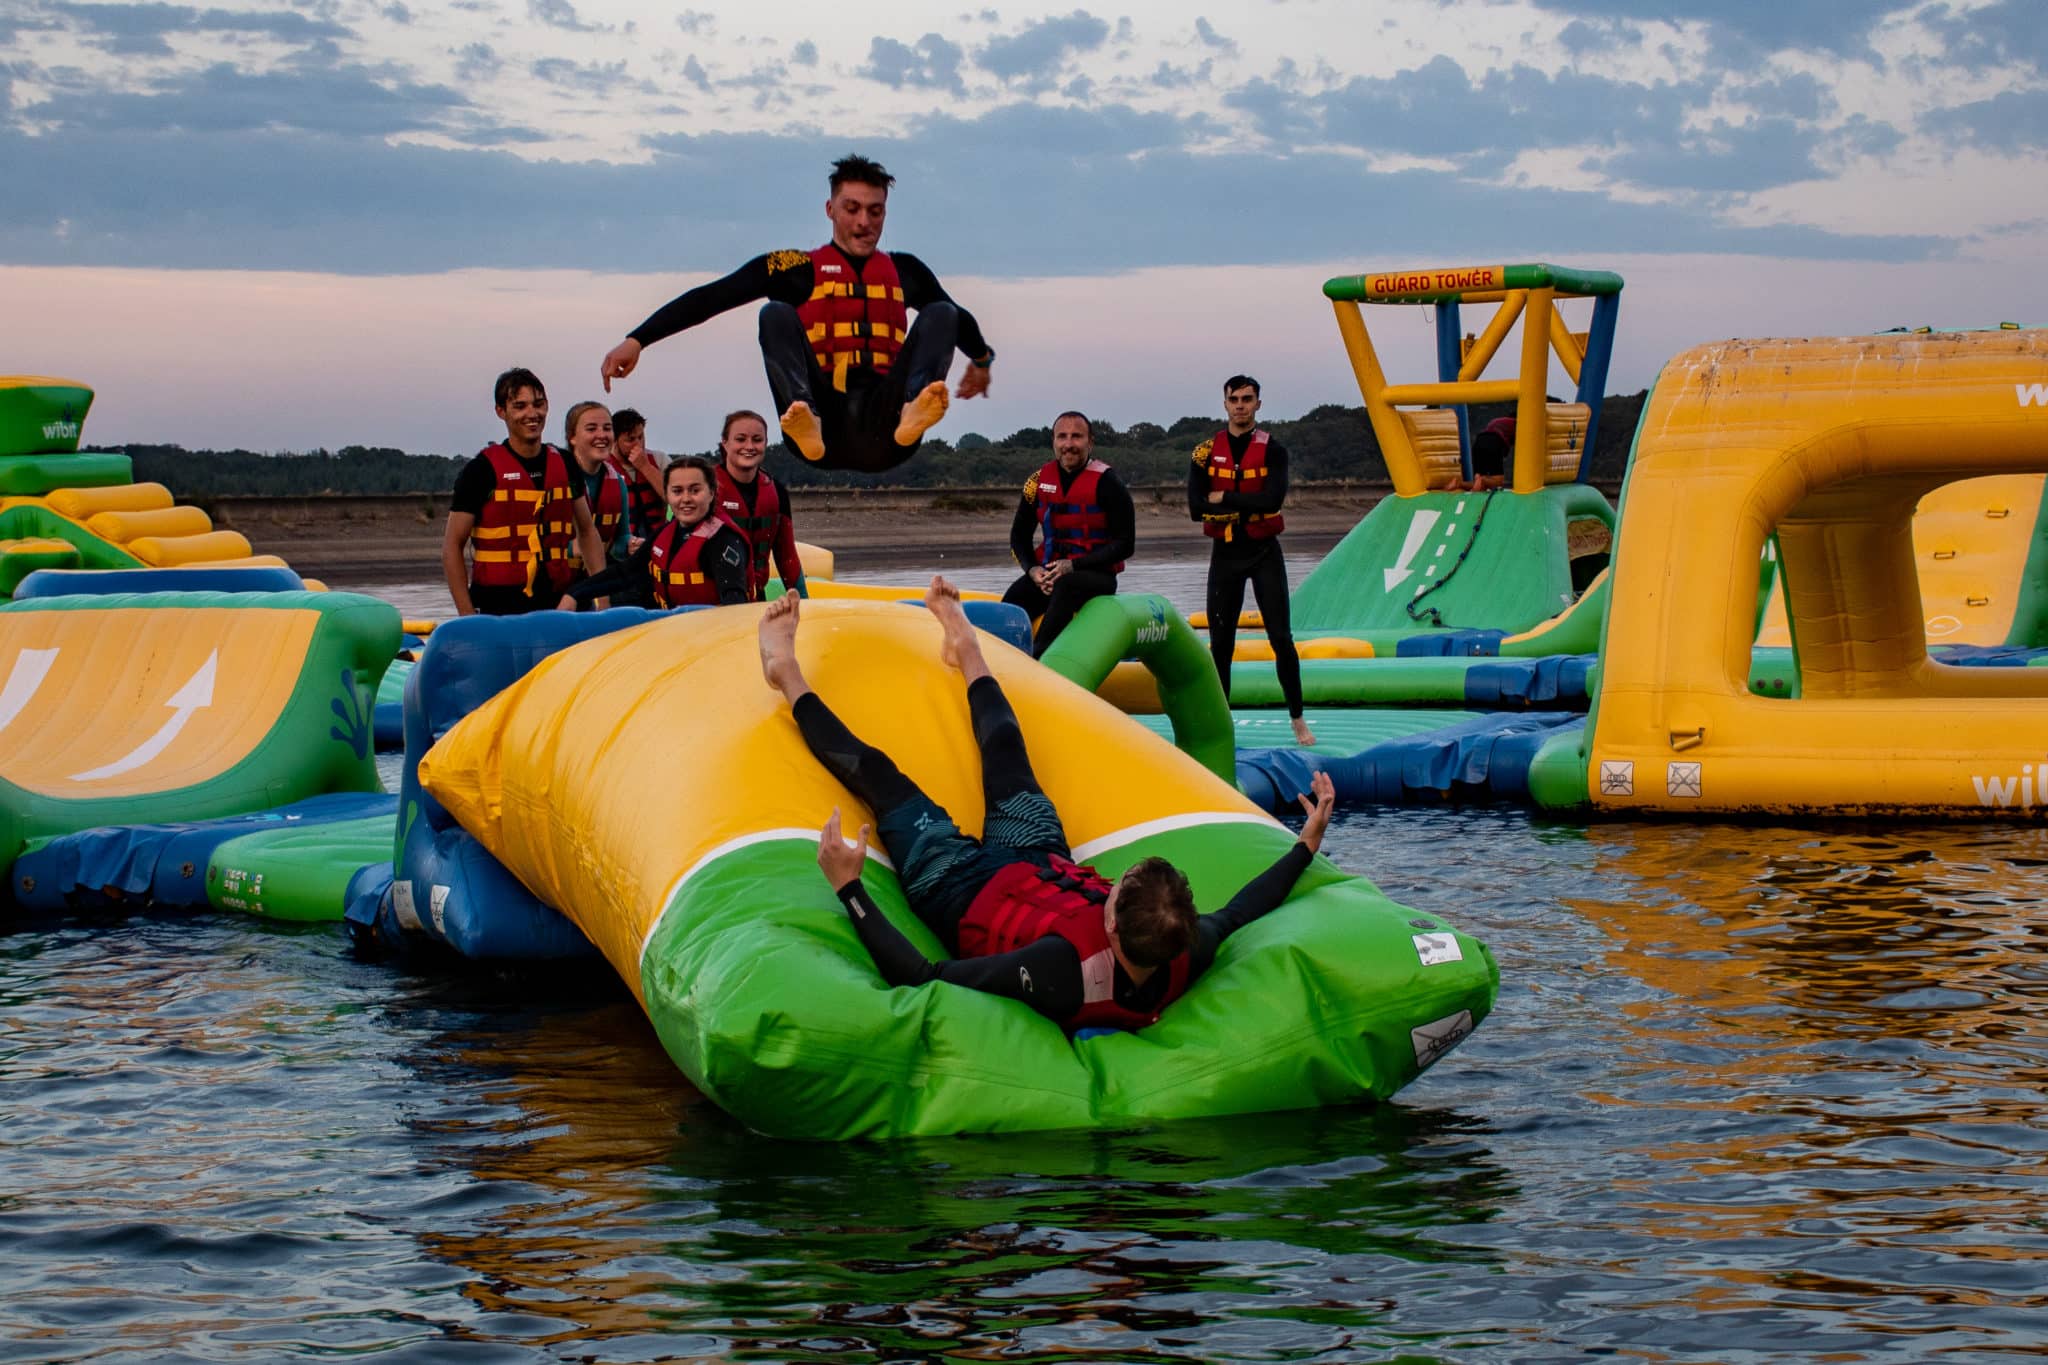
2 0 2043 456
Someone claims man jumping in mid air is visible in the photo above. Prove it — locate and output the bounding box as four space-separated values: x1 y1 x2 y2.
758 581 1336 1032
599 155 996 475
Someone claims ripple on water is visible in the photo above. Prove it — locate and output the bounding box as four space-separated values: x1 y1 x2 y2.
5 787 2048 1360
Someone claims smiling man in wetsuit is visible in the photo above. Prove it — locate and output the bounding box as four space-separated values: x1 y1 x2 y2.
599 154 995 475
758 581 1337 1033
1001 411 1135 656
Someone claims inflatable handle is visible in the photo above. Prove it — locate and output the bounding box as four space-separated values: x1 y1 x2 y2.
1039 594 1235 786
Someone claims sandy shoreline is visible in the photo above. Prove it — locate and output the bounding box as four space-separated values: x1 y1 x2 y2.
216 483 1395 585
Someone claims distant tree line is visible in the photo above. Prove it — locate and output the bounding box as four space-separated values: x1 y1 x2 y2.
111 392 1647 499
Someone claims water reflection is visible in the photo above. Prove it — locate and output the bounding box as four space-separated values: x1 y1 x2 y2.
397 984 1518 1361
1555 821 2048 1350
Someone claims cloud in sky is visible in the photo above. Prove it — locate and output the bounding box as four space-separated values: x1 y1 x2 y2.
976 8 1110 82
860 33 968 95
0 0 2039 280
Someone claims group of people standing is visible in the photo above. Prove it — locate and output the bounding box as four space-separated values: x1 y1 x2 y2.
437 150 1340 1036
442 369 803 615
444 151 1316 741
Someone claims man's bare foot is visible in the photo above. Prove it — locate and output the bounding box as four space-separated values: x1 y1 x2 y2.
780 402 826 464
926 576 987 678
1291 715 1317 747
759 593 807 699
894 381 949 447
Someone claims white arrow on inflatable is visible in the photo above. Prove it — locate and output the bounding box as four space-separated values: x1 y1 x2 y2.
70 651 218 782
0 648 59 737
1383 509 1442 591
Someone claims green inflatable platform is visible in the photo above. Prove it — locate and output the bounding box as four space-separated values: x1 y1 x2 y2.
207 813 395 921
0 591 401 880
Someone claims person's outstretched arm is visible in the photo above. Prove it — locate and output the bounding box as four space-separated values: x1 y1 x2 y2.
602 252 814 390
891 252 990 362
1188 772 1335 977
818 810 1083 1020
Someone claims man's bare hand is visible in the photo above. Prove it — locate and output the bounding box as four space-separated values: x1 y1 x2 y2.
601 338 642 393
956 363 991 400
1207 489 1225 505
1297 771 1336 854
817 807 871 888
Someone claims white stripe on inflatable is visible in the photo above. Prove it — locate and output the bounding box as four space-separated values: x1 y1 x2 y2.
636 809 1282 969
638 826 897 968
1071 811 1279 863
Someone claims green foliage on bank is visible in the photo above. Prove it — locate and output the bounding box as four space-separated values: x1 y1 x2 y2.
109 393 1646 498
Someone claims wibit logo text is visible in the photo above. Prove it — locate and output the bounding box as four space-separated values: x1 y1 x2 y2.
42 420 78 440
2017 383 2048 408
1971 760 2048 809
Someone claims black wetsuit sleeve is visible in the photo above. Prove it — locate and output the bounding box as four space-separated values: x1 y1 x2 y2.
566 552 641 606
1189 842 1314 978
627 252 814 347
1187 442 1211 522
1071 468 1134 571
1220 438 1289 516
707 525 753 605
838 883 1085 1019
1010 486 1039 569
451 453 494 518
892 252 990 361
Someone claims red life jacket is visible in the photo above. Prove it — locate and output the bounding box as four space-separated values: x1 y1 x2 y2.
588 462 627 548
470 443 580 592
1034 458 1124 574
647 516 727 608
798 244 907 392
715 463 791 597
1200 428 1285 543
958 855 1192 1032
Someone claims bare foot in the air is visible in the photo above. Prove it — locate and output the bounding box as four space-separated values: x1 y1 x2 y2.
926 576 988 679
894 381 949 447
759 592 807 700
1292 715 1316 747
780 402 826 464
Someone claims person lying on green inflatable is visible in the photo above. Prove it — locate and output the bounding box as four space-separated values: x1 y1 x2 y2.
758 580 1336 1032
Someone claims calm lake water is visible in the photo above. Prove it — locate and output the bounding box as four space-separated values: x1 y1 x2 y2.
5 564 2046 1362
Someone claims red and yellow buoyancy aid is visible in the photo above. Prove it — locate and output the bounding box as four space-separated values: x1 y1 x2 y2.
647 515 725 608
471 443 581 592
715 463 788 597
1199 428 1285 543
1033 457 1124 573
589 463 627 548
957 855 1192 1032
798 244 908 392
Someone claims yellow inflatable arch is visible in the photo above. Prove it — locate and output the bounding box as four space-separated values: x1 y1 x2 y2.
1590 329 2048 816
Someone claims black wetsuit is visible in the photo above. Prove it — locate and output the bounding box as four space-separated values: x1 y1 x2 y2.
1000 461 1135 656
451 445 591 616
1189 430 1305 718
795 679 1314 1024
563 515 751 609
628 250 991 475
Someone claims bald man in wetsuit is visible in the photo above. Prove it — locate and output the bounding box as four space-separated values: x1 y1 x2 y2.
758 580 1337 1033
599 153 995 475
